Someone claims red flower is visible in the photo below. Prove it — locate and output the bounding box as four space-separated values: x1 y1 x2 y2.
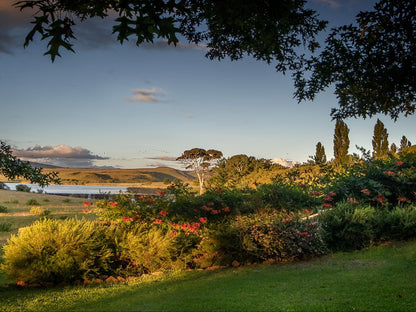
397 197 407 202
156 190 165 195
283 218 292 222
83 202 92 207
329 191 336 196
159 210 169 216
347 197 359 204
211 209 221 214
385 171 395 176
111 201 118 207
298 183 307 188
299 232 310 238
324 195 333 202
360 189 370 196
154 218 163 224
146 198 155 205
311 190 321 196
200 217 208 224
396 160 404 166
222 206 230 212
170 231 178 237
123 216 133 222
322 203 332 208
373 195 386 204
83 209 90 214
215 188 224 194
303 209 311 214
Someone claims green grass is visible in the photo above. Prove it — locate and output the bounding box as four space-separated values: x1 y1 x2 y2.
0 240 415 312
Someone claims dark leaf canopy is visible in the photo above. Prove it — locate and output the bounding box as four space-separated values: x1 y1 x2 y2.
295 0 416 120
15 0 326 71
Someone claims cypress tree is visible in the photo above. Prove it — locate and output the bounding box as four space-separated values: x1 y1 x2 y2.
400 136 412 151
312 142 327 165
390 143 397 154
333 120 350 166
372 119 389 159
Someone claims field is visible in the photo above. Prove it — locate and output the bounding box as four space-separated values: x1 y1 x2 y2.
0 240 415 311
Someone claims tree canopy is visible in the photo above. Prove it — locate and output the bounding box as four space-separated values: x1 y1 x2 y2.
14 0 416 120
177 148 222 194
294 0 416 120
0 141 60 187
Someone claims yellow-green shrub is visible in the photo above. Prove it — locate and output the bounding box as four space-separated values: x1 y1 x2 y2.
1 219 117 284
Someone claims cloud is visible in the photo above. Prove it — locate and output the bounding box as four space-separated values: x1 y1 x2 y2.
12 144 109 168
125 88 166 103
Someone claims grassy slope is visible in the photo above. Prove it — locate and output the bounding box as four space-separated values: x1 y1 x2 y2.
41 167 196 185
0 240 415 312
1 166 196 186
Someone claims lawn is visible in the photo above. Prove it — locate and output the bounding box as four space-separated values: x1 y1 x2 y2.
0 240 415 312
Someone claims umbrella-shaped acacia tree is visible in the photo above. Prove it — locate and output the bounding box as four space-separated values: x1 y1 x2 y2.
177 148 223 195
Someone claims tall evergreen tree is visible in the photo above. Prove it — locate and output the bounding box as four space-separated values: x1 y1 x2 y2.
311 142 327 165
400 136 412 151
333 120 350 166
390 143 397 154
372 119 389 159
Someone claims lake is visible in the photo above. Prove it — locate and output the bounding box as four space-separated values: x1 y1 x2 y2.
4 183 129 196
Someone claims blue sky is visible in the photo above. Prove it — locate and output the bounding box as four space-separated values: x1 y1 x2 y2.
1 0 415 169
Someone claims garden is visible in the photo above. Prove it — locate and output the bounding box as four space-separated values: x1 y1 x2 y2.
1 150 416 289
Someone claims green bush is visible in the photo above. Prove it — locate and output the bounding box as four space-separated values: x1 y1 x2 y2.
0 222 12 232
16 185 31 192
1 219 118 284
0 205 8 213
232 209 327 262
26 199 40 206
319 202 381 251
382 205 416 240
29 206 50 216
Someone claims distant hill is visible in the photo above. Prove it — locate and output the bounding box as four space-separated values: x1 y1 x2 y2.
40 166 196 185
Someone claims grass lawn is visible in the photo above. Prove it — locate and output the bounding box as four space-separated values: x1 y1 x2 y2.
0 240 415 312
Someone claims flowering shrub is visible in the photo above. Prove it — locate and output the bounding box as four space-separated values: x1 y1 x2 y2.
232 209 327 262
324 154 416 208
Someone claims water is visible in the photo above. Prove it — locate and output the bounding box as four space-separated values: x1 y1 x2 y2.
4 183 128 195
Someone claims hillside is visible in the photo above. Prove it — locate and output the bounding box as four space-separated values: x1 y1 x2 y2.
39 167 196 185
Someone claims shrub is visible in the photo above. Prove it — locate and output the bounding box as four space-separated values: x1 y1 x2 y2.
319 202 380 251
26 199 40 206
29 206 50 216
16 185 31 192
0 205 8 213
117 224 179 275
0 222 12 232
232 209 327 263
63 198 71 203
382 205 416 240
1 219 118 284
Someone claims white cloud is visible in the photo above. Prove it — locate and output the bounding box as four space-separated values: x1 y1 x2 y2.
125 88 166 103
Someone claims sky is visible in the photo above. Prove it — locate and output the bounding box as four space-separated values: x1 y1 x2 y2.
1 0 415 169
